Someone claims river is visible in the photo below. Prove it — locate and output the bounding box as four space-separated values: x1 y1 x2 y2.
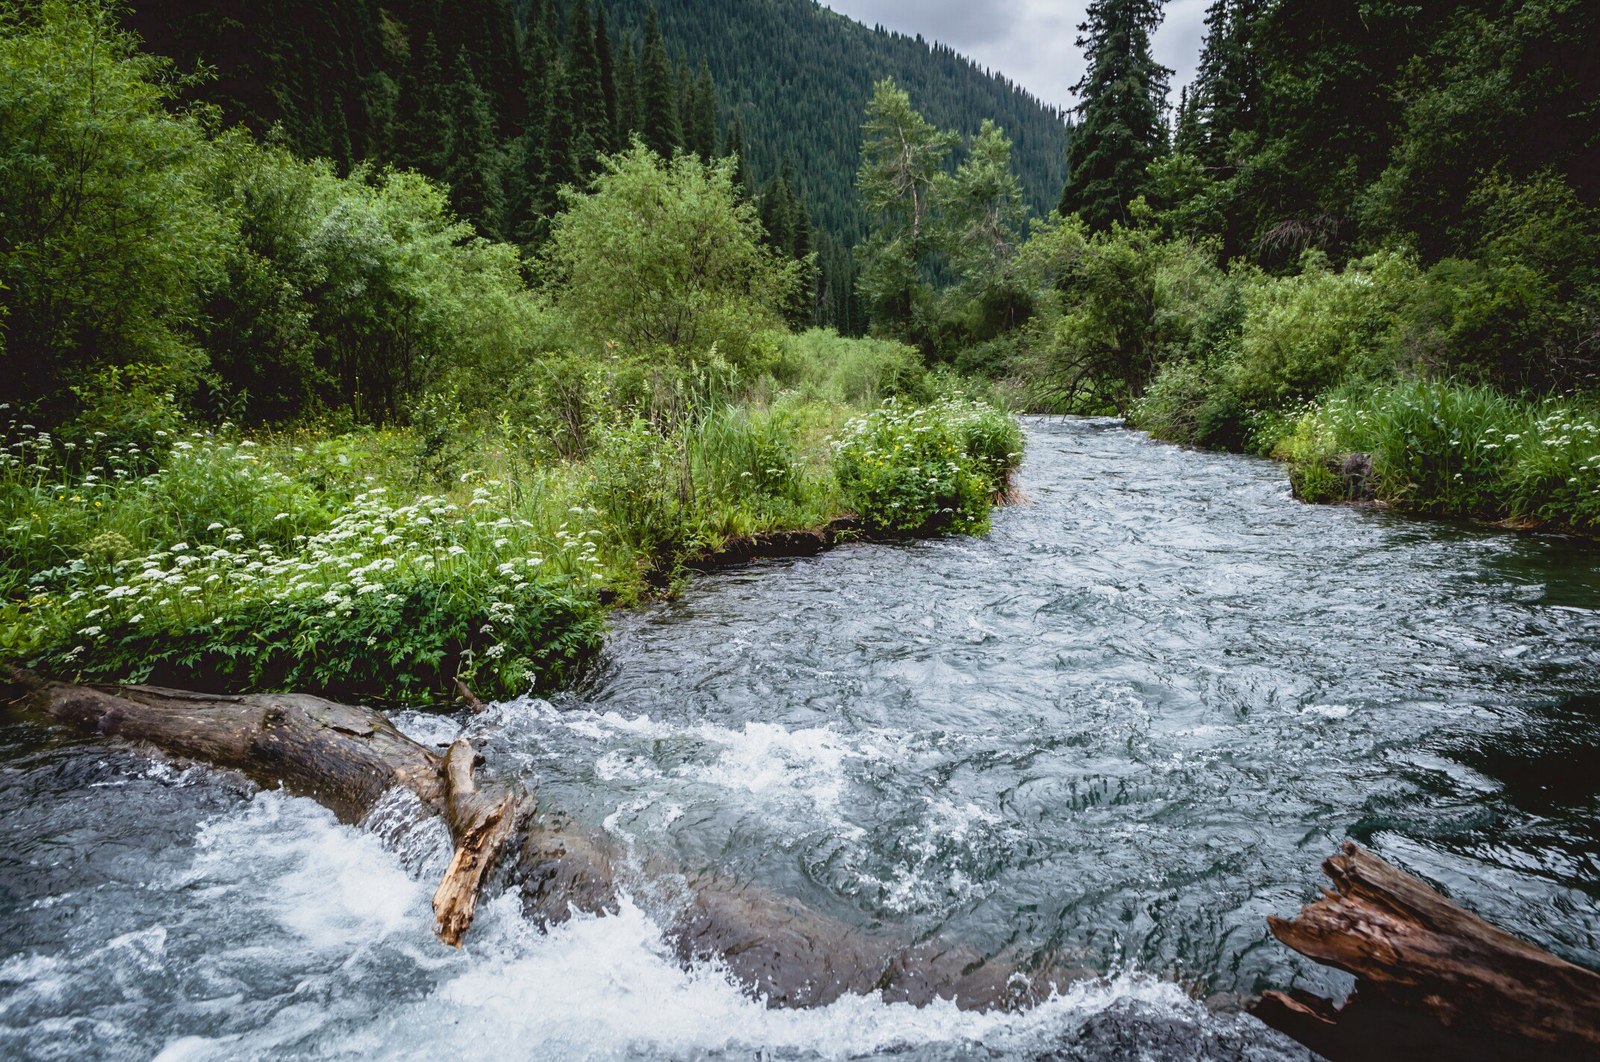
4 417 1599 1059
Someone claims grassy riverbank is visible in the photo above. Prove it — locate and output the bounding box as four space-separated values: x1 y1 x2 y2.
0 357 1020 704
1275 380 1600 532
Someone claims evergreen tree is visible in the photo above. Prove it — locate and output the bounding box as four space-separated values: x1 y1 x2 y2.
685 61 716 159
594 4 620 150
444 48 507 238
1058 0 1172 230
616 32 642 142
544 60 582 197
640 8 680 157
1173 84 1200 156
1189 0 1263 170
759 173 797 255
722 113 751 197
396 32 449 173
513 1 556 232
564 0 608 170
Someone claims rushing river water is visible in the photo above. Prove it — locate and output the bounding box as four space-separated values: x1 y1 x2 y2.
5 417 1600 1060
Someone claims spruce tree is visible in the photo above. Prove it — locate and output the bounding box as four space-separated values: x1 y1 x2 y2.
544 63 582 198
396 32 449 174
616 33 641 143
687 61 717 160
1190 0 1263 169
1057 0 1172 230
640 8 681 157
722 113 751 197
759 173 797 255
594 5 620 151
564 0 607 170
444 48 507 238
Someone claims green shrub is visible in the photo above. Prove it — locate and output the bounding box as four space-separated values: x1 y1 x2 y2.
1356 381 1523 516
773 329 933 405
584 415 690 559
1229 251 1418 409
1503 403 1600 531
3 479 608 702
832 399 1016 536
1132 361 1241 450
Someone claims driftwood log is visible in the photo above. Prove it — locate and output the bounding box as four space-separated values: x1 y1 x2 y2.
1255 842 1600 1061
1 667 1058 1010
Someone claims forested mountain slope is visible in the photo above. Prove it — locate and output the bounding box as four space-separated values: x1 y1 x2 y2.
121 0 1067 252
591 0 1068 244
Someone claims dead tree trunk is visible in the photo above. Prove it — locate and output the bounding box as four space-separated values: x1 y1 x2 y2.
1 668 525 948
1 667 1056 1010
1255 842 1600 1061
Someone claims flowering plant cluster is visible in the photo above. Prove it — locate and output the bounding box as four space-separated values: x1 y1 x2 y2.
833 399 1022 536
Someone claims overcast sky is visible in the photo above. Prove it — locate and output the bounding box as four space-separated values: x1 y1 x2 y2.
820 0 1209 112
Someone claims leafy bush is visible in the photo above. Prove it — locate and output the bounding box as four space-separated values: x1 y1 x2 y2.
833 399 1019 535
772 330 934 405
3 473 608 701
542 144 800 375
1229 250 1418 409
1277 381 1600 528
1132 360 1250 451
584 416 690 558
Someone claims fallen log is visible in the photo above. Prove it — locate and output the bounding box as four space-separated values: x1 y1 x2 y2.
1 667 1062 1010
1 667 524 948
1255 842 1600 1061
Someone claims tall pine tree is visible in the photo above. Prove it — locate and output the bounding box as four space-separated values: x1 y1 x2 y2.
564 0 608 170
640 8 681 157
1189 0 1264 170
616 32 642 142
594 5 621 150
444 48 508 238
1058 0 1171 230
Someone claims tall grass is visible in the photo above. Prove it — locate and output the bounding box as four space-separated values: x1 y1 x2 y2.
1279 380 1600 530
2 373 1026 702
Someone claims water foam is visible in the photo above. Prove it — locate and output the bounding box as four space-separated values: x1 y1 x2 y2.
57 790 1232 1061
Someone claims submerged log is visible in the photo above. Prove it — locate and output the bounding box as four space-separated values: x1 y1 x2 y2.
1256 842 1600 1061
2 667 515 947
1 667 1058 1009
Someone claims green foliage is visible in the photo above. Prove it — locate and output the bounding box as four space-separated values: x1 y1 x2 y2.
0 0 231 422
543 144 800 373
1058 0 1172 231
855 79 959 339
1277 381 1600 532
1389 174 1600 392
1021 220 1235 414
205 141 538 425
772 330 933 406
1228 250 1418 409
832 397 1020 536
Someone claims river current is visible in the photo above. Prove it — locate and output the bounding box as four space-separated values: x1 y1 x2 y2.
4 417 1600 1059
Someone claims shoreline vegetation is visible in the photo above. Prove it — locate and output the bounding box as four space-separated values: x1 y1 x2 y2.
0 385 1022 705
0 3 1023 706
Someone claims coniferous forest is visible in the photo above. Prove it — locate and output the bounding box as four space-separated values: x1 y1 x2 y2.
4 2 1600 1057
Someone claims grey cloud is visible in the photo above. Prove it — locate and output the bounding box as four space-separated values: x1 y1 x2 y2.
822 1 1208 110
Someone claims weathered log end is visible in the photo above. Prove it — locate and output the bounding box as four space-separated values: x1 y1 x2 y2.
431 738 528 946
1256 841 1600 1060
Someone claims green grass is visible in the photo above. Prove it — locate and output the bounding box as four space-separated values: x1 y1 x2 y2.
1 378 1024 703
1278 379 1600 530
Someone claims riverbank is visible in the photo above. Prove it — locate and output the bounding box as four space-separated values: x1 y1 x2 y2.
0 391 1021 704
1132 377 1600 538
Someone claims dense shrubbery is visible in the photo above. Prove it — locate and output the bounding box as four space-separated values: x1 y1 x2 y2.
2 367 1016 700
1278 381 1600 532
833 400 1022 536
